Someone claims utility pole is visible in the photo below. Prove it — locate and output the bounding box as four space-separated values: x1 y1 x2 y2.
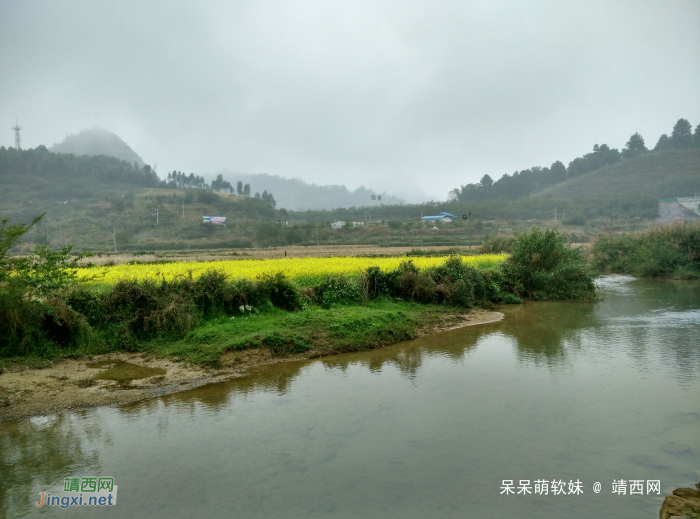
182 197 185 218
153 208 159 224
113 225 118 253
554 207 557 221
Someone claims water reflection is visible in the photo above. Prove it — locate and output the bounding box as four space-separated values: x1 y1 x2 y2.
130 277 699 412
0 414 103 517
1 277 698 519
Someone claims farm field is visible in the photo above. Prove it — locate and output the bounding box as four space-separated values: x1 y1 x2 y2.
78 253 509 286
78 244 482 266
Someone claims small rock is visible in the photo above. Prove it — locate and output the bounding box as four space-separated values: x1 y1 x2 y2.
659 483 700 519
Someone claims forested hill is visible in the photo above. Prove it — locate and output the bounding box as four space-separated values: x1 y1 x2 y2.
50 127 145 167
451 118 700 202
534 149 700 200
212 172 404 210
0 145 160 202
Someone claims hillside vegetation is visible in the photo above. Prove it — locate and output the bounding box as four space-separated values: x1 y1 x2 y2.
212 172 405 211
2 117 698 253
450 117 700 202
0 144 660 253
534 149 700 200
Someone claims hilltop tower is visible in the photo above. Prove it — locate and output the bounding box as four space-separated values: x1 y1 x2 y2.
12 122 21 150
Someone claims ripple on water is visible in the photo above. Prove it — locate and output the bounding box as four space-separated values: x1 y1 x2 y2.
609 309 700 328
595 274 637 292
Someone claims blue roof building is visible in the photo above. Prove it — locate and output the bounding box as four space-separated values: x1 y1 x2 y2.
421 212 457 222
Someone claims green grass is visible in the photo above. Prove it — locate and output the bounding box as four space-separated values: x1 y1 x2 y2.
147 300 454 366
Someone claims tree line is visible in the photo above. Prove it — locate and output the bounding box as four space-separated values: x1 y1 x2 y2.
0 145 277 207
163 171 276 206
450 118 700 202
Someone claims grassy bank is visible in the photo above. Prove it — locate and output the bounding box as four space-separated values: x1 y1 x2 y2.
1 222 596 368
593 222 700 278
149 301 474 366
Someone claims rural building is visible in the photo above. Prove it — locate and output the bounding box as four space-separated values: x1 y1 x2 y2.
330 221 366 229
658 198 700 225
421 212 457 223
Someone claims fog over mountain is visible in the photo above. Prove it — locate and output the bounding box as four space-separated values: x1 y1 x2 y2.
50 128 145 166
211 172 406 210
1 1 699 199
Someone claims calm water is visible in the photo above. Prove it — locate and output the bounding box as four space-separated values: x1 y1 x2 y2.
1 276 699 518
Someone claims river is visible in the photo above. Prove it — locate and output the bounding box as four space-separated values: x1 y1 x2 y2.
1 276 699 518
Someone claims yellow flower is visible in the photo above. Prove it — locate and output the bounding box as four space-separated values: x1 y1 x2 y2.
77 254 508 286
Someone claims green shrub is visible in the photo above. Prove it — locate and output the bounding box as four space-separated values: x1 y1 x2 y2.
503 227 595 301
504 228 595 301
316 276 361 308
362 257 509 308
256 272 302 311
0 213 94 357
593 222 700 278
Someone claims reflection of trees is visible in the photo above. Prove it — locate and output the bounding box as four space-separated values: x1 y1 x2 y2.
497 303 596 367
134 280 699 412
149 303 599 412
0 414 102 517
149 363 311 417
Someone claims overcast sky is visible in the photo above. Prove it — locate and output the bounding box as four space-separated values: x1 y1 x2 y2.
1 1 699 201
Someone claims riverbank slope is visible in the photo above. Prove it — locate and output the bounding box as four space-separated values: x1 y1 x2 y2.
0 306 503 420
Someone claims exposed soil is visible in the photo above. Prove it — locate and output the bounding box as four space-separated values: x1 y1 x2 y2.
0 309 503 421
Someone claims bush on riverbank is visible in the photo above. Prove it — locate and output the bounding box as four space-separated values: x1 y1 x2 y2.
0 214 94 358
593 222 700 278
502 228 596 301
1 215 595 361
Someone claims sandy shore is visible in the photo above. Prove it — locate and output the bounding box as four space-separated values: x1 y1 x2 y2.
0 310 503 421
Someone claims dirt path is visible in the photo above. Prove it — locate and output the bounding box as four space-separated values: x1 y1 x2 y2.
0 310 503 421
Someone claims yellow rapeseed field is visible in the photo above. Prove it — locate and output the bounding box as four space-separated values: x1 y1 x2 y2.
77 254 508 286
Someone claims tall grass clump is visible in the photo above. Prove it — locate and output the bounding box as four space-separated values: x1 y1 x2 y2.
362 256 521 306
66 271 302 350
503 228 595 301
593 222 700 279
0 214 93 358
481 236 515 254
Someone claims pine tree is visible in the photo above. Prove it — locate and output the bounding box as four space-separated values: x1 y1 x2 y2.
670 118 693 149
654 134 672 151
622 132 647 159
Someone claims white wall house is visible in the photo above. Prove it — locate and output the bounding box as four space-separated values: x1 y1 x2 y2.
330 221 366 228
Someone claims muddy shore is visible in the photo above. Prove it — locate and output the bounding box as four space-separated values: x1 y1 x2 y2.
0 310 503 421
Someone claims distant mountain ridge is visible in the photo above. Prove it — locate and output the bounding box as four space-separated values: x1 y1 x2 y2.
211 172 405 210
51 127 145 167
48 128 405 210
